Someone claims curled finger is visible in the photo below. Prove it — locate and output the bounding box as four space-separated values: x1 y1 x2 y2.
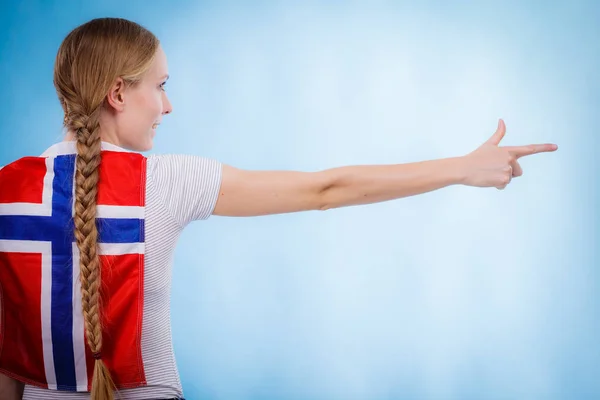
511 159 523 177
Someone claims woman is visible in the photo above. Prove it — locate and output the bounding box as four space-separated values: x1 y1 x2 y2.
0 17 557 400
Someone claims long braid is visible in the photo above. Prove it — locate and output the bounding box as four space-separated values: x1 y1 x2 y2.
52 17 160 398
69 102 116 400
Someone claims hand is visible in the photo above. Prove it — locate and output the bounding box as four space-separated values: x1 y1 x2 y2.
460 119 558 189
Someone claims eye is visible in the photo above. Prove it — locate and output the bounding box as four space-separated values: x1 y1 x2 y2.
159 81 167 91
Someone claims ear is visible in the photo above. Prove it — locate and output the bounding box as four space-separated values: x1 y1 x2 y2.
106 77 127 112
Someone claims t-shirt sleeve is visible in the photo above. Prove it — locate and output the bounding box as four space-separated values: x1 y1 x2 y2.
147 154 222 227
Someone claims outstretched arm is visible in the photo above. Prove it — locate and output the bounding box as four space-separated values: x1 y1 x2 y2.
213 156 464 216
212 120 557 217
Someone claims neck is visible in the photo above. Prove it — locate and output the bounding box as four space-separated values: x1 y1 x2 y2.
63 130 75 141
64 112 119 144
64 129 121 148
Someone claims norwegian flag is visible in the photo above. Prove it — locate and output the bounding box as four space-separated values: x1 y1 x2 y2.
0 148 147 392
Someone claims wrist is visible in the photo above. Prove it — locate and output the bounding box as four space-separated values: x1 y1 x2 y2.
446 156 469 186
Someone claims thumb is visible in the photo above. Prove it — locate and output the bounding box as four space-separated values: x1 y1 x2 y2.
486 119 506 146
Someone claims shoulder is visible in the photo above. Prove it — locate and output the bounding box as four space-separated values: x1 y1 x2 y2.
144 154 223 224
0 156 49 182
145 153 222 175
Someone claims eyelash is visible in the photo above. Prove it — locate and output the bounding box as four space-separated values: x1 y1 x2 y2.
159 82 167 91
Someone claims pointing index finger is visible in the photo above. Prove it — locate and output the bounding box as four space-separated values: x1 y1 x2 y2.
505 143 558 157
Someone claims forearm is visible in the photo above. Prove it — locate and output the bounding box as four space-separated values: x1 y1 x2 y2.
319 156 466 210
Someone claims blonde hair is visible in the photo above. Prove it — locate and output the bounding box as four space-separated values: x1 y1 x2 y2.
53 17 159 400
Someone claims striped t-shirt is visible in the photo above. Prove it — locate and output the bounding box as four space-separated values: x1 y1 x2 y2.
21 141 223 400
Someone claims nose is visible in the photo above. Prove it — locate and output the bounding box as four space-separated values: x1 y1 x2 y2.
162 92 173 115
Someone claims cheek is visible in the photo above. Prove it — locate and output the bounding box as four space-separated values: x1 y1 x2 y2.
149 91 163 116
136 89 163 121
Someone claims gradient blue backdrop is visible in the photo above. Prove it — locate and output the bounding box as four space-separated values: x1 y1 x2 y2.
1 1 598 399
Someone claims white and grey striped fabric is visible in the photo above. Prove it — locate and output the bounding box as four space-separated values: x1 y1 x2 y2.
22 141 223 400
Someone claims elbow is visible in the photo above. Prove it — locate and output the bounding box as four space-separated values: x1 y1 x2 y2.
318 200 333 211
316 173 336 211
0 373 24 400
316 187 333 211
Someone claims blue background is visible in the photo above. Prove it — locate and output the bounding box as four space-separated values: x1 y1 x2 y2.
1 1 598 399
